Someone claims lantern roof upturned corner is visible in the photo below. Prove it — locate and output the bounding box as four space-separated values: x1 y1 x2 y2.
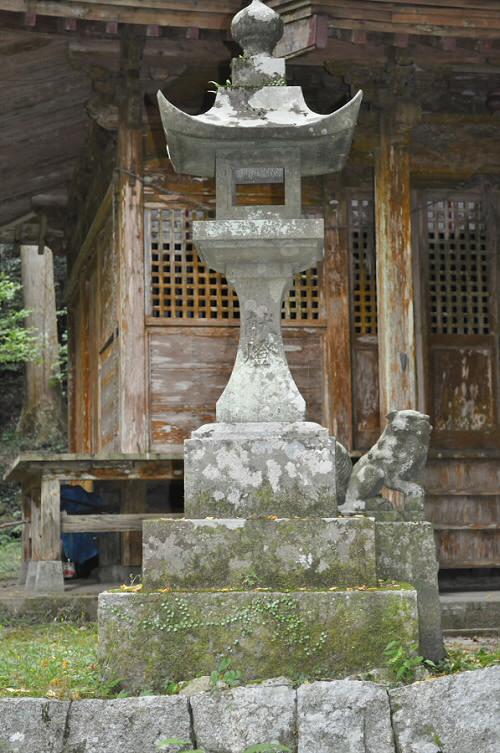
157 0 362 178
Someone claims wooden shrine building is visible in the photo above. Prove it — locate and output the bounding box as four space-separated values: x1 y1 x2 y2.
1 0 500 586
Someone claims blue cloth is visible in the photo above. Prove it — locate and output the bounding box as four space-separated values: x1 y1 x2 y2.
61 485 104 565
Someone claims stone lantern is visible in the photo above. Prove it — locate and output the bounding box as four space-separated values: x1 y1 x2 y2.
99 1 424 690
158 0 362 518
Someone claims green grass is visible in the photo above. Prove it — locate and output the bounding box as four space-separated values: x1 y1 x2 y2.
0 623 498 700
0 623 121 700
0 537 22 580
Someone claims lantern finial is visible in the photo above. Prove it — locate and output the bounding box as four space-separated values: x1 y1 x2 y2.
231 0 284 56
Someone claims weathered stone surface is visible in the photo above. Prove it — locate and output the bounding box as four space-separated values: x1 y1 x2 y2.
142 516 376 590
65 696 192 753
297 680 395 753
0 593 98 625
390 666 500 753
184 421 337 518
29 560 65 594
191 683 295 753
342 410 431 517
178 676 212 696
440 590 500 632
0 698 69 753
98 588 418 692
375 521 445 661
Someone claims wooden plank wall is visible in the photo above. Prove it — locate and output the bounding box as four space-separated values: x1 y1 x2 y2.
68 204 119 454
148 326 325 448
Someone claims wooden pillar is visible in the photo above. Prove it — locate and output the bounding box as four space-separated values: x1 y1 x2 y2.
121 480 146 568
117 27 147 454
17 245 65 444
323 178 353 449
374 102 420 419
25 476 64 592
39 477 61 561
30 490 41 562
21 492 31 560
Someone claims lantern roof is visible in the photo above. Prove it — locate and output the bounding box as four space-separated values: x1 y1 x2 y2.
157 0 362 178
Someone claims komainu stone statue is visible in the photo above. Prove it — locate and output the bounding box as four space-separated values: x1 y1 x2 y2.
340 410 432 518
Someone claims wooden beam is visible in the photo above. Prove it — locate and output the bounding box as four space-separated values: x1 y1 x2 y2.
374 102 419 419
0 1 236 30
62 511 184 533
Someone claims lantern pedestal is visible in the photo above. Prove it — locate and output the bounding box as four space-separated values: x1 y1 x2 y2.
184 421 337 519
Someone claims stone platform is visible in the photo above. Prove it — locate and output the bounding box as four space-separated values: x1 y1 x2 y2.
98 510 444 688
98 587 418 692
142 516 376 590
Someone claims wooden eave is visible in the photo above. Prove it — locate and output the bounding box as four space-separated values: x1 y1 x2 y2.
270 0 500 39
1 0 500 236
0 0 499 37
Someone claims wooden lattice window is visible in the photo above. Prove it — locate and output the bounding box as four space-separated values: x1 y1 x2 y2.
149 207 239 320
426 198 490 335
146 207 321 322
282 267 321 321
350 197 377 336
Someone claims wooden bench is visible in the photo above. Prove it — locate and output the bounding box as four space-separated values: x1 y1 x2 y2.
5 451 184 593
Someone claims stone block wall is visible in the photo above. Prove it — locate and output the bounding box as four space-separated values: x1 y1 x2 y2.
1 667 498 753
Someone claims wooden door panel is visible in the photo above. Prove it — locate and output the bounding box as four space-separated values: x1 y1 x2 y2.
419 194 499 450
429 337 498 447
353 343 380 449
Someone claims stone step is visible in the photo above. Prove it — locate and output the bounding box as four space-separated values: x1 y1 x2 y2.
142 516 376 590
440 590 500 634
98 587 418 692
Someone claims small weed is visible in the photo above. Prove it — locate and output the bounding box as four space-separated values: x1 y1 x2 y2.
438 646 500 674
210 656 242 689
164 680 181 695
208 79 233 93
384 640 435 683
157 740 202 753
384 639 500 684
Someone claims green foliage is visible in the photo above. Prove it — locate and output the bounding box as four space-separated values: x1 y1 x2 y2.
157 740 203 753
0 274 37 365
208 79 233 92
51 308 68 394
0 537 22 580
384 640 435 683
385 639 500 684
439 646 500 673
0 623 121 700
210 656 242 688
164 680 181 695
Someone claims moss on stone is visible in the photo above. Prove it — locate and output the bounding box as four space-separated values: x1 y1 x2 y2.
143 517 376 591
98 588 418 693
185 481 337 520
